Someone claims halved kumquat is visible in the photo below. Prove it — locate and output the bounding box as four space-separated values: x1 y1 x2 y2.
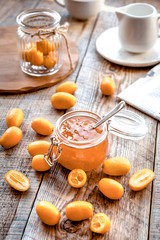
129 168 154 191
5 170 30 191
68 169 87 188
89 213 111 234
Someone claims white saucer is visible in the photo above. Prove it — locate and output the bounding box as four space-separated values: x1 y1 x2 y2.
96 27 160 67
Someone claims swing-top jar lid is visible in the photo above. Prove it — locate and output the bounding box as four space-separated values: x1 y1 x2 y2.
109 110 148 140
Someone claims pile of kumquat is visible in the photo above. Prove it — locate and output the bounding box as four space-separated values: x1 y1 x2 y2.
0 81 155 235
22 40 58 69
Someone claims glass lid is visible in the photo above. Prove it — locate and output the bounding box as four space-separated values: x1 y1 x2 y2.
109 110 148 140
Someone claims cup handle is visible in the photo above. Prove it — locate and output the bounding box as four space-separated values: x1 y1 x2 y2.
55 0 65 7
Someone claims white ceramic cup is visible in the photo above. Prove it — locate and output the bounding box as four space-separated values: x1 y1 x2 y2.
55 0 104 20
116 3 160 53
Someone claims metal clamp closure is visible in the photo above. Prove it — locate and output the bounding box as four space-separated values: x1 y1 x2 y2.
44 136 62 167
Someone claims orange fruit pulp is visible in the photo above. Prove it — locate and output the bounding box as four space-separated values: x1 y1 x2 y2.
68 169 87 188
89 213 111 234
56 115 108 171
5 170 30 191
129 168 154 191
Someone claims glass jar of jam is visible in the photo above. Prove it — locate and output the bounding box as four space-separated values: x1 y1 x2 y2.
55 111 108 171
16 9 63 76
45 110 147 171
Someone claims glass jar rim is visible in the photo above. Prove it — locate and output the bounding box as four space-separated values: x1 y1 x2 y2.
55 110 107 148
16 9 61 30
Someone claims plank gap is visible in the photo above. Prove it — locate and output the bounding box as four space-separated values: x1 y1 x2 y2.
21 173 45 240
147 120 159 240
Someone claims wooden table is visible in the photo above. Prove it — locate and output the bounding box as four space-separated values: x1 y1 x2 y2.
0 0 160 239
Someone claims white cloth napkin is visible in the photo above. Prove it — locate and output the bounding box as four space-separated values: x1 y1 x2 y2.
118 64 160 121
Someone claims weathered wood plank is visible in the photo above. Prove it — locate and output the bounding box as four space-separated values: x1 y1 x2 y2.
149 122 160 240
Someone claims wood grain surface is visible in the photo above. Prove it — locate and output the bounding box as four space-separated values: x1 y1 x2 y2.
0 0 160 240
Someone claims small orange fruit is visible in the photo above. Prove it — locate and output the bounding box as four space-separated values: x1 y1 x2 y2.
28 47 44 66
68 169 87 188
129 169 154 191
100 76 116 95
102 157 131 176
28 140 51 157
36 201 61 226
0 127 23 149
98 178 124 200
6 108 24 128
89 213 111 234
31 117 54 136
66 201 93 221
36 40 54 55
5 170 30 191
22 42 35 61
51 92 76 110
44 53 56 69
31 155 51 172
56 81 77 95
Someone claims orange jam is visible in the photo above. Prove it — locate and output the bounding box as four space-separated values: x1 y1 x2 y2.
56 112 108 171
60 117 103 142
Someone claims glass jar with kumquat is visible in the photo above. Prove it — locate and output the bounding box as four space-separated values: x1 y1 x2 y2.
44 109 148 171
16 9 63 76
